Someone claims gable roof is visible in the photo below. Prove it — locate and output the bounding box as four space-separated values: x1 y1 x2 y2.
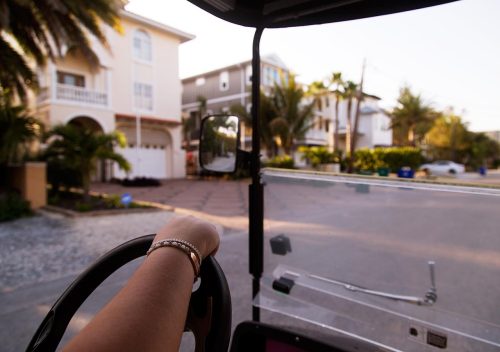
121 10 195 43
182 53 289 81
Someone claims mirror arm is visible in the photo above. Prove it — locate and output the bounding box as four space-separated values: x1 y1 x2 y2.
237 149 251 170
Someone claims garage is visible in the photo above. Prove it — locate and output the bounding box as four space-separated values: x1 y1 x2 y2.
113 125 172 179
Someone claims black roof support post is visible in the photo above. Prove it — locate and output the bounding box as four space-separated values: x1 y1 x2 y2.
249 26 264 322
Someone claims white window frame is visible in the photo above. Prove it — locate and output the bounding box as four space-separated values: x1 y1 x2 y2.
219 71 229 91
134 82 153 111
133 29 152 63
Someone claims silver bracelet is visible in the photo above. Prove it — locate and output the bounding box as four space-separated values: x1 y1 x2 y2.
147 239 202 278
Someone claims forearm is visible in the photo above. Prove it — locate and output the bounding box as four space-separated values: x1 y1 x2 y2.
64 247 195 352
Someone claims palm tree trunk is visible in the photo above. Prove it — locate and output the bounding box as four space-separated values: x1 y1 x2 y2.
333 98 340 152
346 98 352 156
408 127 415 146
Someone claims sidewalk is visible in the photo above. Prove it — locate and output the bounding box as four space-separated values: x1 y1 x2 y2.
92 178 250 231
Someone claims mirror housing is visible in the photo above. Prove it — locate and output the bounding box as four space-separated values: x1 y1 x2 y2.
199 115 241 173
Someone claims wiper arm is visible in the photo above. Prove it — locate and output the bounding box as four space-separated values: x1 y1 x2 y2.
290 261 438 306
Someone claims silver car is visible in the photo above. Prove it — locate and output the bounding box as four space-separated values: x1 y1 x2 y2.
420 160 465 175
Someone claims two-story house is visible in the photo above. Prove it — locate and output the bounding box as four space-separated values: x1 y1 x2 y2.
303 92 392 152
35 10 193 180
181 54 290 149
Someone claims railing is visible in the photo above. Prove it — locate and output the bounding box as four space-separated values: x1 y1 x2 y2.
56 84 108 106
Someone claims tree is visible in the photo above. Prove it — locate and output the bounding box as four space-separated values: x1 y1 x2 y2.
182 95 207 151
425 113 469 162
230 91 279 157
328 72 344 152
0 0 125 99
390 86 436 146
466 132 500 169
269 75 315 154
343 80 358 156
44 124 130 202
0 91 42 168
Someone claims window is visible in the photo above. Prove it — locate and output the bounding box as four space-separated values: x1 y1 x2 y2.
134 82 153 111
133 29 152 62
57 71 85 87
195 77 206 86
220 71 229 91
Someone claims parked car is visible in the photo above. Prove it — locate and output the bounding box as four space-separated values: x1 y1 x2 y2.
420 160 465 175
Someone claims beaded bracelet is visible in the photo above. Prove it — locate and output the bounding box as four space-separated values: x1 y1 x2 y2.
147 239 202 278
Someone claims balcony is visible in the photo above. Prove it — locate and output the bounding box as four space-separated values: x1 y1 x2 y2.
56 84 108 106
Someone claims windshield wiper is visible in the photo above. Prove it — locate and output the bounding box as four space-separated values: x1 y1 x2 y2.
286 261 438 306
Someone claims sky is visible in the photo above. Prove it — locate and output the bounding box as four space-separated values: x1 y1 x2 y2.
126 0 500 132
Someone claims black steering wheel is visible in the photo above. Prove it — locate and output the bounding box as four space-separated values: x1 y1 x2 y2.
25 234 232 352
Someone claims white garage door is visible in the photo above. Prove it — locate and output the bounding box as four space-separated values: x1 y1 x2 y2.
114 147 167 179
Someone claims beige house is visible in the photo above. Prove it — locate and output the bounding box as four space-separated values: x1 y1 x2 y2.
35 10 193 180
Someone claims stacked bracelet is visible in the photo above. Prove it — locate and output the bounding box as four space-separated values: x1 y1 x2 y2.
147 239 202 278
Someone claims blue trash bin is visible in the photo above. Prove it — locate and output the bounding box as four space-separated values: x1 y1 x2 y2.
398 167 414 179
479 166 487 176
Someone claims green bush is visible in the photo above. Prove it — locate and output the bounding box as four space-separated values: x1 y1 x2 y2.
0 192 32 222
353 149 376 172
353 147 424 173
46 159 82 195
265 155 295 169
299 146 339 168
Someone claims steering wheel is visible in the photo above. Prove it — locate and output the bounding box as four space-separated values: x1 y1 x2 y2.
25 234 232 352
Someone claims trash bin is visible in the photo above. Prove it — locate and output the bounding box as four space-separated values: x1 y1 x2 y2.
397 167 414 178
377 167 390 177
479 166 487 176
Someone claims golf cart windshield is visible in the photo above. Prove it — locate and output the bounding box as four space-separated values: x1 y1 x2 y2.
189 0 499 350
257 169 500 351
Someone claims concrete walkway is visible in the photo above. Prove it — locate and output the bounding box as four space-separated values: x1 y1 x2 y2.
92 178 250 231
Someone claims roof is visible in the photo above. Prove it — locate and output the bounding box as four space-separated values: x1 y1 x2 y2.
186 0 458 28
120 10 195 43
182 53 289 81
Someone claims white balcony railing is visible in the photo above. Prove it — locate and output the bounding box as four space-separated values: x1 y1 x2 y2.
56 84 108 106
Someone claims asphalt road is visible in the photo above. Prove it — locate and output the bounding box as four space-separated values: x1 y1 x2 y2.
259 171 500 351
2 174 500 351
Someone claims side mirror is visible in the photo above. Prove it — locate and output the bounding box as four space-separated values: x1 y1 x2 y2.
199 115 240 173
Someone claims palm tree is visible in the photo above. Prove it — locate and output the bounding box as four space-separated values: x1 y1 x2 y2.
391 86 436 146
328 72 344 152
44 124 130 202
230 91 278 157
0 0 124 99
0 91 42 168
343 80 358 156
269 75 315 154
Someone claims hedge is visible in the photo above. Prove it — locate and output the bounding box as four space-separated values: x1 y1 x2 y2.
265 155 294 169
353 147 424 172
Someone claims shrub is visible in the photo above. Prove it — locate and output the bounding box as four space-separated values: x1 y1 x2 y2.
353 147 424 173
46 159 82 195
0 192 32 222
265 155 294 169
353 148 376 172
299 146 339 168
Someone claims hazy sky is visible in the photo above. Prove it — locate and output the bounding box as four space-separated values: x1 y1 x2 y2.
126 0 500 132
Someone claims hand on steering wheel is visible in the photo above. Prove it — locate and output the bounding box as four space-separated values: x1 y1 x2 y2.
26 216 231 352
